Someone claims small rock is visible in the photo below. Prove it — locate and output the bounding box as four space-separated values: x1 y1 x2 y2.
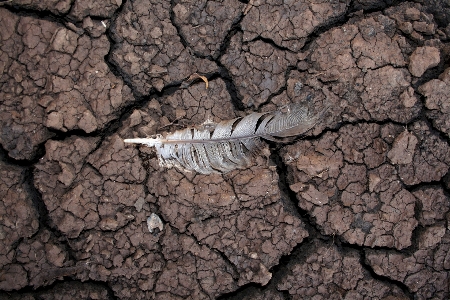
147 213 163 233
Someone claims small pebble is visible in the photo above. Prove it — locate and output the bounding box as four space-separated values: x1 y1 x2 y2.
147 213 163 233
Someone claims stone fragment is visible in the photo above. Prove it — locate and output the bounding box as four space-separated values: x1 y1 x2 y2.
147 213 163 233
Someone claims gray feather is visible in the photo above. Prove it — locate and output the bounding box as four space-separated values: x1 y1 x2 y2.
124 102 326 174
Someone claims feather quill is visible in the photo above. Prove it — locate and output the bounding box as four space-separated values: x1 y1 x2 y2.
125 102 327 174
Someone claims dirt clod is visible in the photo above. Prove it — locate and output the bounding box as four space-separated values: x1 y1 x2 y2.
408 46 440 77
419 67 450 138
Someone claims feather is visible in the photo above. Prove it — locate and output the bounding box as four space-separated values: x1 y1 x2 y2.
124 102 327 174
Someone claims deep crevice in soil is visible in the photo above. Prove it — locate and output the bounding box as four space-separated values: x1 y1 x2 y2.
0 278 118 300
0 1 73 25
359 249 414 299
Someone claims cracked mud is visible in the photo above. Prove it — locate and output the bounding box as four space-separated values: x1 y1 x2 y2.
1 0 449 299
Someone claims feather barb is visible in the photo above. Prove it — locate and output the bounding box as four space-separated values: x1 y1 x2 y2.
124 102 327 174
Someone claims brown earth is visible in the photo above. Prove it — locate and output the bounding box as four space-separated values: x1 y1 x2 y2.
0 0 449 299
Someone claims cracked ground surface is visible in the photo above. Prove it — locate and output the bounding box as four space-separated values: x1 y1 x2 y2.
0 0 449 299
